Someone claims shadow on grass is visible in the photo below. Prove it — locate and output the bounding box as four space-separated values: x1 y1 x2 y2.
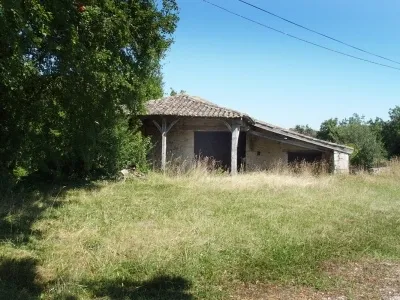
0 177 101 298
0 257 43 300
86 275 193 300
0 176 100 245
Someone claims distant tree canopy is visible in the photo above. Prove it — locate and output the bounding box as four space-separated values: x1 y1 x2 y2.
0 0 179 181
331 114 386 169
382 106 400 157
294 109 400 170
169 88 186 96
316 118 341 142
291 125 317 138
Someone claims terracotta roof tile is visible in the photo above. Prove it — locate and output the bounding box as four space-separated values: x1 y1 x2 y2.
145 94 245 119
144 94 353 154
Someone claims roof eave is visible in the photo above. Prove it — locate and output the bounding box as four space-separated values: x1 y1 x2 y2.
253 121 353 154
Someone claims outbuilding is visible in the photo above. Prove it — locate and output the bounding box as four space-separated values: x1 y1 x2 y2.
141 94 353 174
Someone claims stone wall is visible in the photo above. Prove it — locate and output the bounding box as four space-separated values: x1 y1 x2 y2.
333 151 350 174
145 118 228 168
167 130 194 161
144 117 345 172
245 134 317 170
147 130 194 167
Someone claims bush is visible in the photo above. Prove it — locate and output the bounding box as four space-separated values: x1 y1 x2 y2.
317 115 386 170
339 123 386 170
0 169 16 195
114 120 151 173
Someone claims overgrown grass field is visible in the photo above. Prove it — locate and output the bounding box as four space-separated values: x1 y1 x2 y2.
1 163 400 299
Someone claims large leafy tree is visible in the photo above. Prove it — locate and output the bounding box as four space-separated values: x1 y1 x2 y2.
317 115 386 169
316 118 340 142
0 0 178 179
382 106 400 157
337 115 386 169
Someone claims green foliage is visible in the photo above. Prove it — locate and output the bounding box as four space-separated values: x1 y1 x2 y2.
291 124 317 137
0 0 179 179
114 120 151 173
316 107 400 167
316 118 340 142
169 88 186 96
317 115 386 169
382 106 400 157
339 115 386 169
368 117 386 138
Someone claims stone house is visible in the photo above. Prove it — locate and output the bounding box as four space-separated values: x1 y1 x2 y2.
141 94 353 174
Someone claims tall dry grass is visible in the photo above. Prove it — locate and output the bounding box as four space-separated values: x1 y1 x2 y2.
162 157 331 178
380 156 400 176
1 157 400 299
163 156 227 177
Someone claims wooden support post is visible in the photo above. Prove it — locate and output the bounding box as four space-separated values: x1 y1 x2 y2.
222 120 241 175
231 123 240 175
152 118 179 172
161 118 167 172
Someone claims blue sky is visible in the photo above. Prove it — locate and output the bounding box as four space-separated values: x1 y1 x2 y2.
162 0 400 129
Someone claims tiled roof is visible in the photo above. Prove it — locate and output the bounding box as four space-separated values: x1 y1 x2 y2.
254 120 354 154
144 94 353 154
145 94 250 119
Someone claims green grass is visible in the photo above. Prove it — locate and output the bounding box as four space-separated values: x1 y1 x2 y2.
1 165 400 299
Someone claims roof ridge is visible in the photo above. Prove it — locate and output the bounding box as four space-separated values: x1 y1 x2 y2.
145 94 247 119
147 94 247 117
187 95 243 115
187 95 219 107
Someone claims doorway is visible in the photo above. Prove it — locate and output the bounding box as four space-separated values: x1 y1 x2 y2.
194 131 246 170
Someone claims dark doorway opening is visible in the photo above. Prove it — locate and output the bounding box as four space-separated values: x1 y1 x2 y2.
194 131 246 171
288 151 322 163
194 131 230 169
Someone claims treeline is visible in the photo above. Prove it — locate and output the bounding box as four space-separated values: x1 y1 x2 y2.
292 107 400 169
0 1 179 185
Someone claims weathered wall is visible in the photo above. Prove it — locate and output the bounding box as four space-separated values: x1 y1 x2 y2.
333 151 350 174
246 134 315 170
173 118 229 132
144 117 340 172
145 118 230 168
245 134 333 171
167 130 194 161
246 134 287 170
147 128 194 167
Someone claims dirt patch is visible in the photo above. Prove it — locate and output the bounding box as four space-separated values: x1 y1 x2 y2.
232 260 400 300
232 282 339 300
323 260 400 300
